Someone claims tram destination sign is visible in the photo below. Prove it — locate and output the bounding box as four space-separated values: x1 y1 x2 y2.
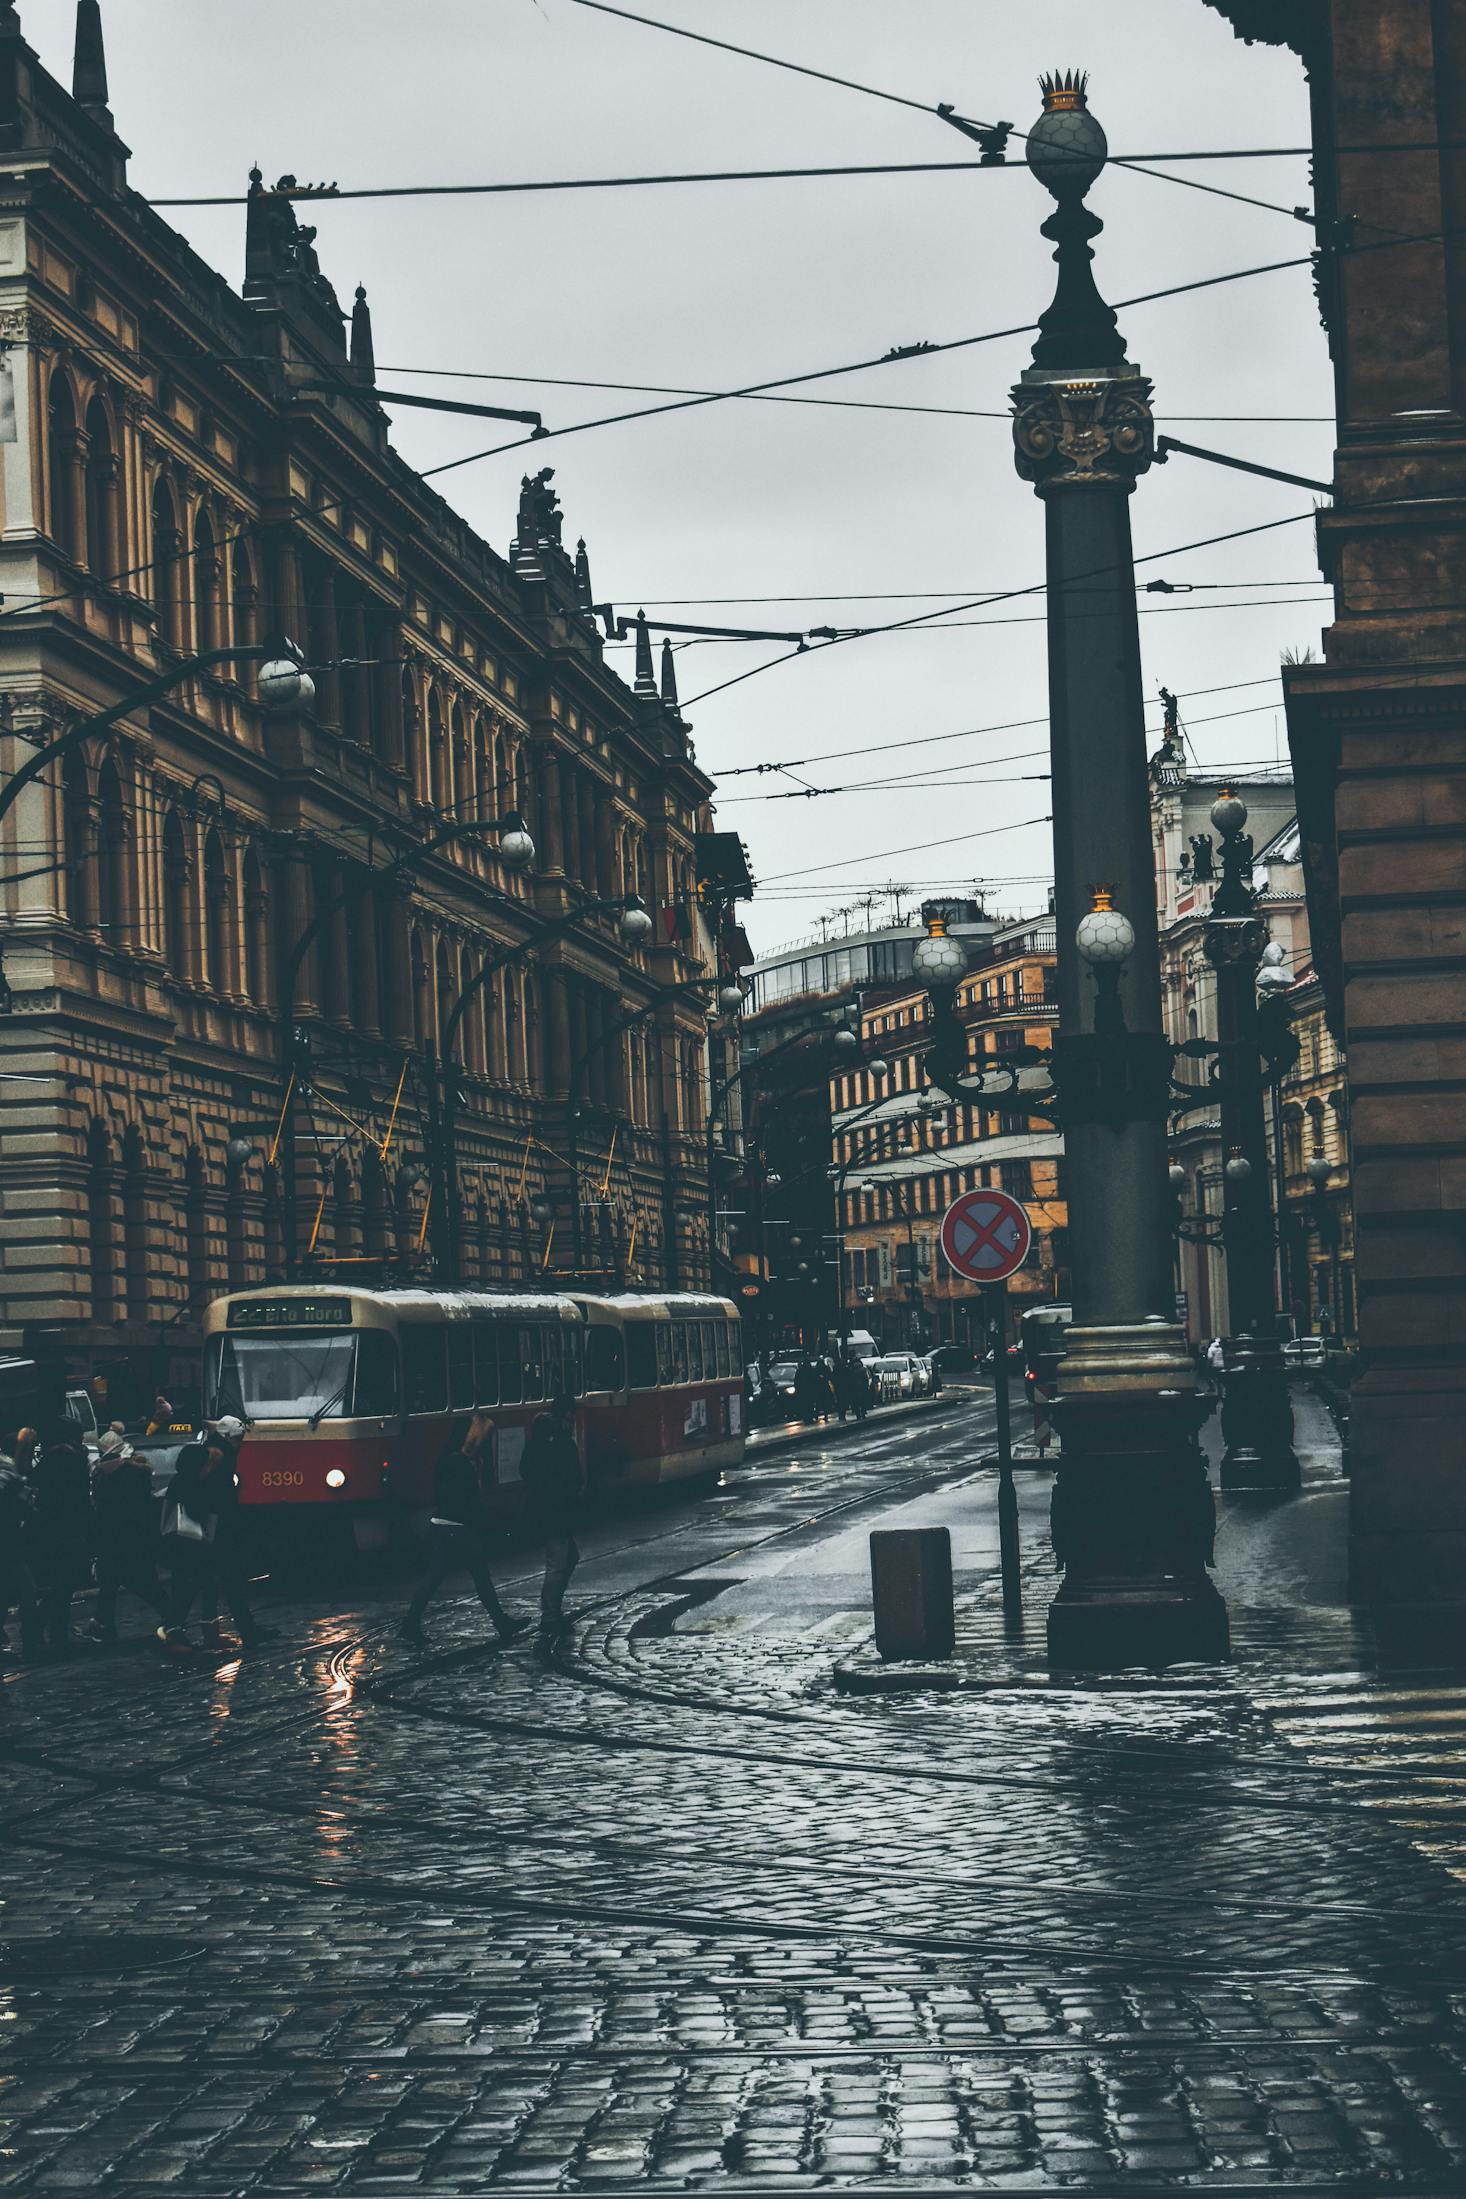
227 1296 354 1331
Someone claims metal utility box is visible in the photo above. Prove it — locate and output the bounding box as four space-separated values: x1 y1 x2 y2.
870 1528 955 1660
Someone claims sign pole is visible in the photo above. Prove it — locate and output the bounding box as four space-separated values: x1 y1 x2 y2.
988 1280 1022 1623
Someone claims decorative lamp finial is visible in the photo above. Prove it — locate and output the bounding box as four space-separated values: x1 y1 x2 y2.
1038 68 1089 113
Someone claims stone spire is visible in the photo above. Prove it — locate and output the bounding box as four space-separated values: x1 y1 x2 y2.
632 611 658 697
0 2 24 149
350 283 376 384
574 536 594 618
73 0 110 124
660 638 679 710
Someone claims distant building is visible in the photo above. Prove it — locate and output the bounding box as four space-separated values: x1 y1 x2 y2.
1149 726 1353 1344
835 913 1066 1354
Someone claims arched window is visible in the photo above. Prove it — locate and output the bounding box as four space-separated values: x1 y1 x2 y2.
451 703 471 816
162 809 192 981
83 396 117 576
184 1148 208 1313
263 1164 285 1280
203 829 231 994
333 1158 357 1261
435 938 454 1058
231 542 258 648
47 375 79 559
401 668 421 796
122 1125 148 1324
225 1148 249 1292
411 928 432 1048
242 847 268 1004
62 748 93 930
427 691 448 813
193 511 221 653
96 756 127 945
362 1148 389 1258
151 479 182 647
87 1120 117 1324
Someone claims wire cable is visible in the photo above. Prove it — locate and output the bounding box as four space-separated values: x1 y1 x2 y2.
563 0 1305 221
761 814 1053 886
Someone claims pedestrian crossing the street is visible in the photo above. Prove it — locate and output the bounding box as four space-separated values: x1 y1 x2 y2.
1256 1682 1466 1878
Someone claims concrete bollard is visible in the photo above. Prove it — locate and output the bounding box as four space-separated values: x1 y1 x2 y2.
870 1527 955 1660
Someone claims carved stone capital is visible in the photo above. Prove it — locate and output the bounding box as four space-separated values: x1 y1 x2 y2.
1011 367 1155 492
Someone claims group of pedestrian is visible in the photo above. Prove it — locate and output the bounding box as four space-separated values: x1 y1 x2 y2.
0 1408 271 1660
792 1353 872 1426
1 1387 590 1668
403 1389 586 1651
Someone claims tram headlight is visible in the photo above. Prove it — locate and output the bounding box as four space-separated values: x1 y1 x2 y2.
325 1468 347 1490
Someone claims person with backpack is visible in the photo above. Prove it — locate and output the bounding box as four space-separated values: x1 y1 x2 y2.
402 1413 526 1649
86 1431 166 1644
520 1391 587 1642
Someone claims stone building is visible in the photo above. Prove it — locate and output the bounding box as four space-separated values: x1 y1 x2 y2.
1202 0 1466 1606
835 913 1067 1354
0 4 741 1402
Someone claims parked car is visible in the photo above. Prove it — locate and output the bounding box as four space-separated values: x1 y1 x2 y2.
1283 1336 1328 1369
765 1361 802 1412
869 1352 923 1401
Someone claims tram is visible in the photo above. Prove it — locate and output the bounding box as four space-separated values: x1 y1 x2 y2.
201 1285 744 1534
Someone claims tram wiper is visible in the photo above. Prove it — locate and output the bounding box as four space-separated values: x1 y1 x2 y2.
307 1383 348 1431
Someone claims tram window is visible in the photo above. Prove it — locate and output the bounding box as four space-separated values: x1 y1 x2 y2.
353 1330 398 1417
520 1324 547 1402
627 1325 658 1389
448 1325 475 1410
688 1322 704 1382
472 1320 500 1406
402 1323 447 1415
701 1321 717 1379
656 1325 673 1386
670 1322 689 1383
566 1327 584 1397
542 1327 563 1397
585 1327 625 1393
715 1323 731 1378
499 1327 523 1404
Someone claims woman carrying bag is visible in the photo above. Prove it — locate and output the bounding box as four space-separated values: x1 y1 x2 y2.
157 1432 273 1655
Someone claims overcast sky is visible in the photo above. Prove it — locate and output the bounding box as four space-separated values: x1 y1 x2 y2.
35 1 1329 948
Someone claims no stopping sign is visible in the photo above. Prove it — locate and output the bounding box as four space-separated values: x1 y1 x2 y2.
939 1188 1032 1284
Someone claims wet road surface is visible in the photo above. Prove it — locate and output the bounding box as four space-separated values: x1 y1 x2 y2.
4 1388 1466 2194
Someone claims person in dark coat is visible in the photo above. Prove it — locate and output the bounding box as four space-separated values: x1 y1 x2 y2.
0 1446 37 1659
792 1357 821 1424
402 1413 525 1648
27 1419 92 1654
86 1432 166 1643
159 1433 272 1654
520 1392 586 1640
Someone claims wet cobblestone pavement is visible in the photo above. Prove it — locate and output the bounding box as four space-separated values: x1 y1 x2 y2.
5 1391 1466 2193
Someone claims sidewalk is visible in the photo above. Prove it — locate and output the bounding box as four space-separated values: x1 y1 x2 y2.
831 1382 1383 1693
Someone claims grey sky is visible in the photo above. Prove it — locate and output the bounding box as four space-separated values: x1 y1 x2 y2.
46 2 1327 947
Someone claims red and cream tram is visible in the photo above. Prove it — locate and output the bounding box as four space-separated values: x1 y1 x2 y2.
202 1286 744 1533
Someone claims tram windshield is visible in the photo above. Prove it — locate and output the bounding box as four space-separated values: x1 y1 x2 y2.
205 1331 397 1422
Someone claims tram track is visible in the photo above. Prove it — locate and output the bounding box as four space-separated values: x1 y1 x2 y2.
6 1404 1466 1989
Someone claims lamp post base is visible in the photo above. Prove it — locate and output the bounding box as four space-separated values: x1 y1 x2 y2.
1047 1323 1229 1673
1048 1571 1230 1673
1217 1336 1301 1493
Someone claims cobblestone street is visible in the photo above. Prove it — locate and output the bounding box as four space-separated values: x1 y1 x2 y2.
5 1388 1466 2195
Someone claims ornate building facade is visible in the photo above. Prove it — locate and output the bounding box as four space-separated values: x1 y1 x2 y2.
0 5 743 1400
1201 0 1466 1605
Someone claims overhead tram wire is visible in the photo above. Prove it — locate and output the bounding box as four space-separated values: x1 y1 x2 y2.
678 510 1321 711
375 362 1337 428
562 0 1306 222
417 249 1331 484
760 815 1055 887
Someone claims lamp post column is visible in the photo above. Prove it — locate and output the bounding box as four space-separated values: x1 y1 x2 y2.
1206 794 1300 1490
1011 70 1226 1670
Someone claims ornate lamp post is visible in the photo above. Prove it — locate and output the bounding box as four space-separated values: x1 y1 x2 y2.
1203 792 1301 1490
1011 71 1227 1669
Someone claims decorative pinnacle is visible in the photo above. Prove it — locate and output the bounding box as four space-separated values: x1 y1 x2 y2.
1039 68 1088 112
632 610 657 696
1089 883 1115 911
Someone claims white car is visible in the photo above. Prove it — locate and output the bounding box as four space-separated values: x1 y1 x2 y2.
869 1353 922 1401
